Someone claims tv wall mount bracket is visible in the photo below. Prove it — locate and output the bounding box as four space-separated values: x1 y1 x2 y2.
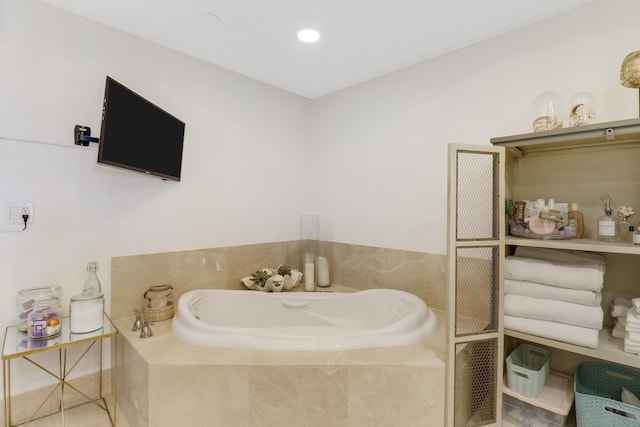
74 125 99 146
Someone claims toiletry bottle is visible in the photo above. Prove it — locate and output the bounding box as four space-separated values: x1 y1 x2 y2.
567 203 584 238
634 225 640 246
597 195 617 242
83 261 102 295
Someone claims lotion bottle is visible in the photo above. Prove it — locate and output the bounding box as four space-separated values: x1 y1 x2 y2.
567 203 584 238
597 195 617 242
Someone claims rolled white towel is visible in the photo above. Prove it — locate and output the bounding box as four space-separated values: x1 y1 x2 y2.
612 298 633 318
618 317 628 328
504 315 599 349
504 294 603 329
505 256 603 291
514 246 606 266
505 279 601 306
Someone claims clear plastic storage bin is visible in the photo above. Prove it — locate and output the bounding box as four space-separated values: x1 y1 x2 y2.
503 371 574 427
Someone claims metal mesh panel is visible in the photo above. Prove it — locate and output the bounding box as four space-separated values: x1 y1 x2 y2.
456 152 499 240
455 247 498 336
454 339 498 427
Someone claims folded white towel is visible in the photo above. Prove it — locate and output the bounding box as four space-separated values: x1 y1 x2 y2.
504 294 603 329
627 310 640 329
514 247 606 266
618 317 628 328
505 256 603 291
622 388 640 409
505 279 601 306
504 315 599 349
633 297 640 314
624 341 640 355
612 325 626 339
626 332 640 345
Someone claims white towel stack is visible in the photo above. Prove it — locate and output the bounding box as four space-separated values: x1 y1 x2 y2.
611 296 640 355
504 247 605 349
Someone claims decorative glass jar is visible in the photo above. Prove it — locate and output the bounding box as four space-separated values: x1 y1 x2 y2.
16 286 62 332
532 92 563 132
27 299 61 340
569 92 596 126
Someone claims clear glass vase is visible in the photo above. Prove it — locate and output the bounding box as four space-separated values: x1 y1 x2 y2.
618 219 633 243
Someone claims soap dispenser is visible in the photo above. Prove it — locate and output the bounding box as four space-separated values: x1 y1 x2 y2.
597 195 617 242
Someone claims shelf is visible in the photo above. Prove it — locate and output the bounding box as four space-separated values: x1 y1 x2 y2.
491 118 640 154
505 236 640 255
505 328 640 370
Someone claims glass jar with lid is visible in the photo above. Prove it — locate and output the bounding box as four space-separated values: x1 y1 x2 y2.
569 92 596 126
70 292 104 334
16 286 62 332
27 298 61 340
531 92 564 132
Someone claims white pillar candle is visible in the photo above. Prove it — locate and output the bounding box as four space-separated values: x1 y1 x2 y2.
317 256 330 287
304 262 315 291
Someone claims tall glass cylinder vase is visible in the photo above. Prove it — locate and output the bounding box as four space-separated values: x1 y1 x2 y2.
300 214 319 291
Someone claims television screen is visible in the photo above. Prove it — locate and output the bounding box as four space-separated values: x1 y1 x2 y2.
97 76 185 181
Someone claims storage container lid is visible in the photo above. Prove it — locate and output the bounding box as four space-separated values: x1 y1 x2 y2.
503 371 574 416
70 292 104 301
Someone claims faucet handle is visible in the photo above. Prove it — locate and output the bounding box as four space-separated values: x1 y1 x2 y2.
139 320 154 338
132 309 143 332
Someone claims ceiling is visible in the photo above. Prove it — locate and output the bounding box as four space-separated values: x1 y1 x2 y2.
40 0 597 99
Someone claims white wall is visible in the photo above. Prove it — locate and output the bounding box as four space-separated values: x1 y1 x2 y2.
0 0 310 396
1 0 640 398
311 0 640 254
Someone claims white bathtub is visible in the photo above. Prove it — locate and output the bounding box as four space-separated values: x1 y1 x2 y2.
171 288 438 351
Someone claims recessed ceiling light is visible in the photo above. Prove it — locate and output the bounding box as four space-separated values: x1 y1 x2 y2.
297 29 320 43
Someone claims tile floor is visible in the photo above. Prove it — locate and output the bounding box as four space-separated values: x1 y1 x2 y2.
6 396 130 427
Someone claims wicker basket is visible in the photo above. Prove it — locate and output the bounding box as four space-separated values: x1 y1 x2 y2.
575 362 640 426
506 344 551 398
143 302 174 322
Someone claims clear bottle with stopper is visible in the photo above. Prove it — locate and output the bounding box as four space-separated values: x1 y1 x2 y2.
597 195 617 242
83 261 102 295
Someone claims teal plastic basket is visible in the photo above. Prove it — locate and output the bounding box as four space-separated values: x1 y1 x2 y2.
506 344 551 398
575 362 640 426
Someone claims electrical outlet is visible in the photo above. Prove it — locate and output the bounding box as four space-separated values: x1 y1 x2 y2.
4 202 34 225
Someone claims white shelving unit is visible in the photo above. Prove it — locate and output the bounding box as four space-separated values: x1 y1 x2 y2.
492 119 640 380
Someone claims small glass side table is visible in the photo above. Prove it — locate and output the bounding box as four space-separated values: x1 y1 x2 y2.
2 314 117 427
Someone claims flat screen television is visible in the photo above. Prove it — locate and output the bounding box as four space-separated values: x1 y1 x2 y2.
97 76 185 181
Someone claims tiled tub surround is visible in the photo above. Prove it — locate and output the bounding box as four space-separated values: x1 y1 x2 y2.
110 241 447 319
114 311 445 427
111 241 447 427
